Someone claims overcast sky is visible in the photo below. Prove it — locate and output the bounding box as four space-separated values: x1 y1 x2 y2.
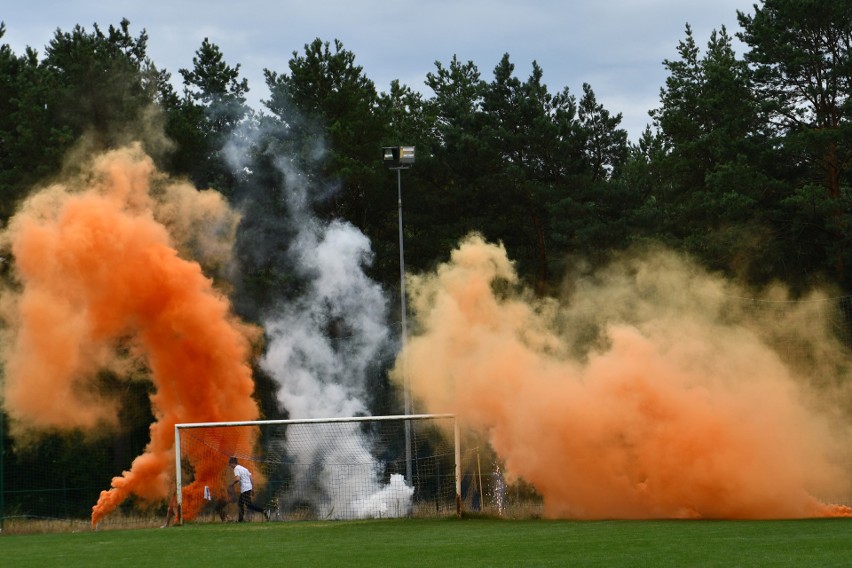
3 1 753 141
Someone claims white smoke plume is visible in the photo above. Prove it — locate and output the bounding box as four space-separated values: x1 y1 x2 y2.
226 133 411 518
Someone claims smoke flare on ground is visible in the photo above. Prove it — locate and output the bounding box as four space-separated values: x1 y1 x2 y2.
393 234 852 519
0 145 260 525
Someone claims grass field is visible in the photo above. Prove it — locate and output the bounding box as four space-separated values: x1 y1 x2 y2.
3 516 852 567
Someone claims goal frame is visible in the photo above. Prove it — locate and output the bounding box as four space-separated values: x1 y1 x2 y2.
174 413 461 524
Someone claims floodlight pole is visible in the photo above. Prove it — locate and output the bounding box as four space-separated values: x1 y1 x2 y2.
396 166 413 487
383 146 415 487
397 165 409 405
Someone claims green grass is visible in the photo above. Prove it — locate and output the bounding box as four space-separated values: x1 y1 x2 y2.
4 517 852 567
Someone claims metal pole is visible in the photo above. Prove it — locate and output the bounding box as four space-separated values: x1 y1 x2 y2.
455 417 462 517
398 167 413 487
174 425 183 525
0 409 4 532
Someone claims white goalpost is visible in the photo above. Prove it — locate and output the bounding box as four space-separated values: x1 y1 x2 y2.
173 414 460 524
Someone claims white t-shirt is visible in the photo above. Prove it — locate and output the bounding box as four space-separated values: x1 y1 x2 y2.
233 464 253 493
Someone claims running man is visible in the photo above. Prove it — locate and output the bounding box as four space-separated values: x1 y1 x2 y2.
229 456 267 522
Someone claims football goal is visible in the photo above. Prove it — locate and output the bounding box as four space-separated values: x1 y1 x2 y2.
173 414 460 524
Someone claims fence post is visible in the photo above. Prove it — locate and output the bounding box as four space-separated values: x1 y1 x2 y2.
1 410 5 532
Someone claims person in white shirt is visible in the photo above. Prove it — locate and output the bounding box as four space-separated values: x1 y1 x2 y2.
229 456 268 522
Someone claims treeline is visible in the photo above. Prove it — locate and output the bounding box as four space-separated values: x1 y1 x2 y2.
0 0 851 516
2 3 851 302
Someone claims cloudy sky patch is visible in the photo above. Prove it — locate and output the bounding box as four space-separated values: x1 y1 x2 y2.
3 0 749 139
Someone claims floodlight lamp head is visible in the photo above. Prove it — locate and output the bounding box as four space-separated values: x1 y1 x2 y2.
382 145 415 168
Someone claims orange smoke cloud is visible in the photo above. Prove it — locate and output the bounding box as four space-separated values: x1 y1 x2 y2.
393 234 852 519
0 144 260 526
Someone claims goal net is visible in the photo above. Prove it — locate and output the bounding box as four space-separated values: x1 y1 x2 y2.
174 414 459 523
